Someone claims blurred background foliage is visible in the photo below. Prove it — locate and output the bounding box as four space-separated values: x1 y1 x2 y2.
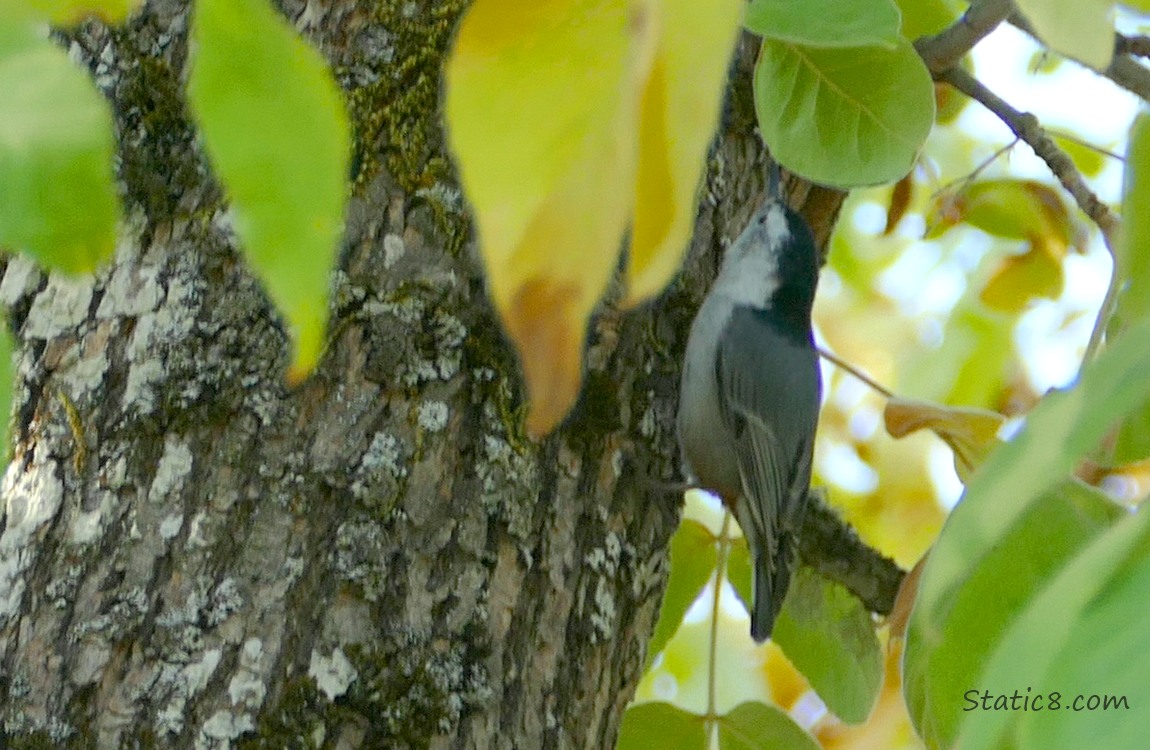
629 20 1146 749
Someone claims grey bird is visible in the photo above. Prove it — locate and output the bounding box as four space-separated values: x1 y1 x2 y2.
676 194 822 642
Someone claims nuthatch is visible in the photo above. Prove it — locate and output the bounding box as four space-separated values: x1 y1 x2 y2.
676 190 822 642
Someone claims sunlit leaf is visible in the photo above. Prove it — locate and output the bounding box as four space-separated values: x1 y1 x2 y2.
754 37 934 188
903 481 1123 748
1052 134 1107 178
902 303 1015 409
445 0 655 436
890 0 959 38
1013 0 1115 70
905 316 1150 747
934 80 968 124
1027 48 1064 75
953 504 1148 750
447 0 743 432
1106 115 1150 463
745 0 901 48
26 0 142 24
886 552 926 640
1006 517 1150 750
726 535 753 616
646 519 718 668
618 702 706 750
910 314 1150 630
936 179 1076 248
188 0 350 380
979 243 1064 313
1112 114 1150 335
1112 401 1150 464
884 398 1005 481
0 22 118 274
626 0 742 305
771 569 883 724
717 702 820 750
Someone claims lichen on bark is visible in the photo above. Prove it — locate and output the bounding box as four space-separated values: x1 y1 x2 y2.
0 1 729 747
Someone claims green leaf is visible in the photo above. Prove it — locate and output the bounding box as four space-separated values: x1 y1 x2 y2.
717 702 820 750
1112 114 1150 337
754 37 934 188
905 316 1150 744
188 0 350 379
1013 0 1115 70
772 569 882 724
0 22 118 274
1112 398 1150 464
26 0 142 24
910 315 1150 631
1011 526 1149 750
646 520 718 669
617 702 706 750
903 481 1123 747
955 506 1150 750
901 301 1014 410
1107 115 1150 464
745 0 901 48
946 179 1075 246
890 0 960 39
726 535 753 616
979 244 1064 313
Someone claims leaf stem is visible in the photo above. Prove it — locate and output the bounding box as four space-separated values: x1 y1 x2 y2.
707 512 733 745
817 346 895 399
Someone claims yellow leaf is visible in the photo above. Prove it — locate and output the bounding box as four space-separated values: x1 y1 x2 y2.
446 0 742 435
27 0 142 24
884 398 1005 482
886 552 927 642
507 151 627 436
626 0 742 305
937 179 1077 249
979 240 1064 313
445 0 658 435
446 0 657 263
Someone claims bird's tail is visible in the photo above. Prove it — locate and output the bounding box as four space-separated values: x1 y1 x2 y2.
748 533 798 643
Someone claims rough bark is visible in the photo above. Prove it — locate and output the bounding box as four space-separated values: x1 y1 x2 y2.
0 2 821 748
0 0 881 746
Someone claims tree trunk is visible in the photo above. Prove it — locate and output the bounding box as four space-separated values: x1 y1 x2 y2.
0 2 839 748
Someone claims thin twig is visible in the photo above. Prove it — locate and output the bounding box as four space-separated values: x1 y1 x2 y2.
817 346 895 399
1045 128 1126 163
931 137 1021 199
1081 266 1123 376
706 513 732 737
935 67 1122 364
936 66 1122 256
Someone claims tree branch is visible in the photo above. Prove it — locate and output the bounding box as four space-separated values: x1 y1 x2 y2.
1117 33 1150 60
935 66 1121 256
1008 11 1150 104
936 66 1123 366
799 490 904 616
914 0 1015 74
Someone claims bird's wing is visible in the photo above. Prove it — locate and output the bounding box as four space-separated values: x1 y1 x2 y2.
715 305 821 551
